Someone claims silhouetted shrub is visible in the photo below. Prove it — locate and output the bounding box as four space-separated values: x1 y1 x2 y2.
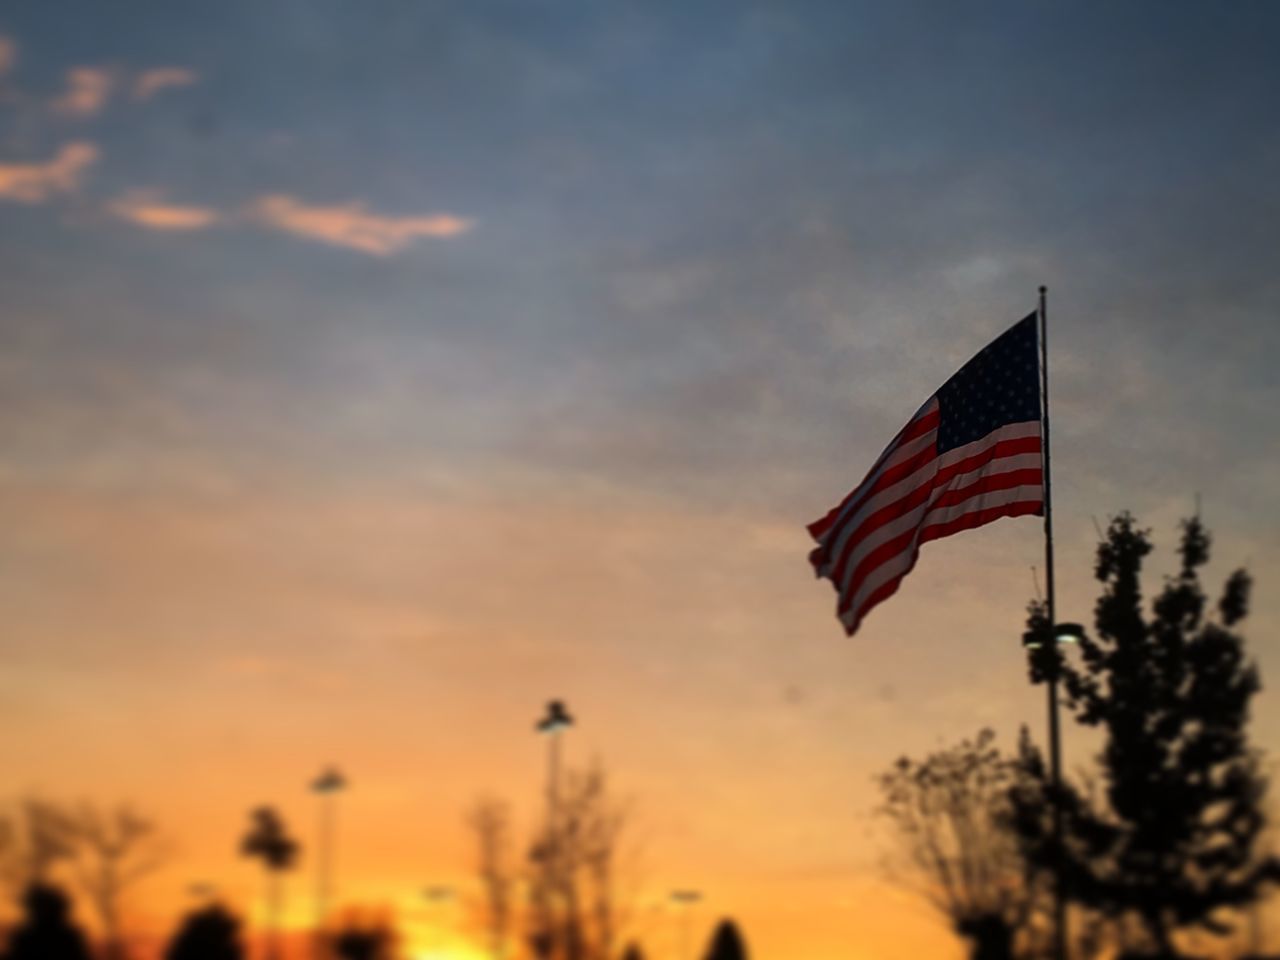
328 911 399 960
5 884 93 960
163 904 245 960
703 919 747 960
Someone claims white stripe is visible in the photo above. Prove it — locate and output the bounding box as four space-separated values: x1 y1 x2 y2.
843 484 1044 621
817 418 1040 574
815 398 939 537
819 407 942 542
934 419 1042 470
816 437 939 578
830 449 1044 592
920 483 1044 531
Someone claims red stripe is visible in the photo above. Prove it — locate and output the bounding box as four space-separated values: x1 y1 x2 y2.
842 570 909 637
840 498 1045 634
932 435 1040 490
920 497 1044 547
926 467 1043 514
826 472 938 586
823 440 1039 586
836 471 1044 615
837 524 926 616
806 408 940 539
811 443 940 572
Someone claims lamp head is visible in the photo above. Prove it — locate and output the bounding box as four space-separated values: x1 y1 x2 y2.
1054 622 1086 644
311 766 348 793
536 699 574 734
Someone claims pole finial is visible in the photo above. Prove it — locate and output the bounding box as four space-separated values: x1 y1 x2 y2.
1039 285 1047 294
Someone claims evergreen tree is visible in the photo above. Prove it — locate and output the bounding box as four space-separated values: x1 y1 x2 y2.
1014 512 1279 956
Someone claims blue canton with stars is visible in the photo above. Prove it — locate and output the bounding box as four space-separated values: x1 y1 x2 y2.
935 312 1042 454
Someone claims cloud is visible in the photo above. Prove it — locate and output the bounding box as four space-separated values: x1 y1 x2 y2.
52 67 115 118
133 67 198 101
0 142 99 202
0 35 16 76
248 194 473 255
109 190 219 231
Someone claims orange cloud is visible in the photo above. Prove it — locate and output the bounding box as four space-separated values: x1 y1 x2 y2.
109 189 219 231
133 67 198 101
0 35 16 76
52 66 115 117
0 142 98 202
248 194 473 255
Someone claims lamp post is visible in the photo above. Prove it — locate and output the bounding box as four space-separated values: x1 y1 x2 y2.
186 882 219 904
669 890 702 960
536 700 575 817
311 765 348 955
535 701 574 960
423 885 457 957
1024 620 1085 960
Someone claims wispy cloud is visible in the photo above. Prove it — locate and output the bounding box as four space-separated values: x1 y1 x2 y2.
133 67 198 101
109 190 219 231
52 66 115 118
248 194 473 255
0 35 16 76
0 142 98 203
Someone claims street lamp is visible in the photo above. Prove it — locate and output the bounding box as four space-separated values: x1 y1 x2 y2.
423 886 457 956
536 700 574 735
187 882 219 903
669 890 703 960
1022 621 1085 650
1022 619 1087 960
310 765 348 953
535 701 574 960
536 700 574 814
1054 622 1085 644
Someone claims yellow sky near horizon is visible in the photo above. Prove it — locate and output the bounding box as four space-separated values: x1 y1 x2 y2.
2 465 1276 960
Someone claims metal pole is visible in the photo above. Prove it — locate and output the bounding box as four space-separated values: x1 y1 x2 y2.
549 727 561 827
313 790 334 959
548 727 562 960
1040 285 1067 960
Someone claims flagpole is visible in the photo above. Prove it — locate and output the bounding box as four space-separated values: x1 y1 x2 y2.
1039 285 1067 960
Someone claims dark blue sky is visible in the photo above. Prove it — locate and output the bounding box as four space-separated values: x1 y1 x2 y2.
2 2 1276 511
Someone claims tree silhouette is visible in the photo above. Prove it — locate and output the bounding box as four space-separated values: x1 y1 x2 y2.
331 927 393 960
64 802 170 960
328 909 398 960
163 904 246 960
467 796 514 960
878 729 1039 960
4 883 93 960
1014 512 1280 957
0 799 78 896
702 919 747 960
239 807 299 960
524 761 632 960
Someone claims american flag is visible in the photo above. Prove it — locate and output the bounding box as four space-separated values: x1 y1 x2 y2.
807 313 1045 636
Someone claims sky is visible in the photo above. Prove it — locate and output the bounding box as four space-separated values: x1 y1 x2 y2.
0 2 1278 958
